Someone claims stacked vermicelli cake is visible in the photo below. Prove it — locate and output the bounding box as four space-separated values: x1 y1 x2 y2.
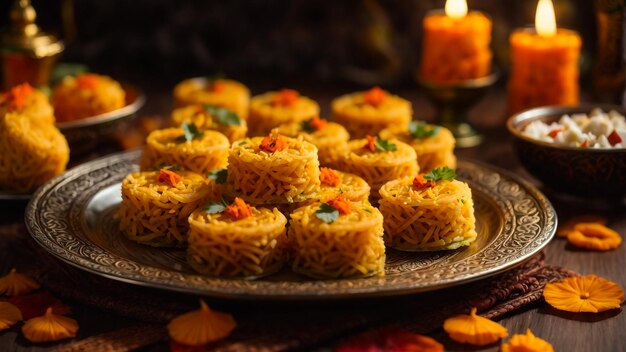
170 104 247 143
187 198 288 278
140 125 230 174
379 167 477 251
289 197 385 279
119 169 216 247
380 121 456 172
173 77 250 120
247 89 319 136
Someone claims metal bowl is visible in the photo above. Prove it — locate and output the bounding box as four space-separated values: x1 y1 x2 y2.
56 83 146 155
507 104 626 200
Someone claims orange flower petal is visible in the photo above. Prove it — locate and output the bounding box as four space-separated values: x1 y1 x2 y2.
224 197 253 220
320 167 341 187
363 86 387 107
327 196 351 215
22 307 78 343
543 275 624 313
443 307 508 345
500 329 553 352
0 302 22 331
0 268 40 296
556 215 607 238
566 223 621 251
167 300 236 346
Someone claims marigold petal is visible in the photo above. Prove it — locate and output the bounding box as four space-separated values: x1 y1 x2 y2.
22 307 78 343
0 302 22 330
0 269 40 296
443 307 508 345
500 329 553 352
543 275 624 313
167 300 236 346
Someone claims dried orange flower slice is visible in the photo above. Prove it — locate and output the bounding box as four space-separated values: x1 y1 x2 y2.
22 307 78 343
0 302 22 331
0 268 40 296
566 223 622 251
543 274 624 313
501 329 553 352
167 300 236 346
556 215 608 238
443 307 508 345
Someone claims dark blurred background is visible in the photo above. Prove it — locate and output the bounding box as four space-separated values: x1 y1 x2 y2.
0 0 607 89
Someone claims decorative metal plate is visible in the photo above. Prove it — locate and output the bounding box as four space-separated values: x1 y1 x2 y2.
25 150 557 299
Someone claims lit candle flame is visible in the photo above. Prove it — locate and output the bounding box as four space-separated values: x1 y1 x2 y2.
535 0 557 37
445 0 468 19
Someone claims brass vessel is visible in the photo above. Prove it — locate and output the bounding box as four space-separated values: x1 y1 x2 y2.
1 0 64 89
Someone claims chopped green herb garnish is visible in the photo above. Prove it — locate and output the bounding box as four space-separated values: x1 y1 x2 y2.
423 166 456 182
204 104 241 126
238 139 248 145
208 168 228 184
315 203 339 224
203 199 229 214
301 118 316 133
176 122 204 142
375 137 397 152
408 121 439 139
362 207 372 213
461 199 465 204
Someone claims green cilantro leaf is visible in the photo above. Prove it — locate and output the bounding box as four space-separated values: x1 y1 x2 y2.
203 199 228 214
362 207 372 213
423 166 456 182
208 168 228 184
238 139 248 145
176 122 204 142
315 203 339 224
301 118 316 133
375 137 397 152
408 121 439 140
204 104 241 126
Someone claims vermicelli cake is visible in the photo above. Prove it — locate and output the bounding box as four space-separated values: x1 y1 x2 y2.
187 198 288 278
379 168 477 251
331 87 412 138
289 197 385 279
170 104 247 143
380 121 456 172
140 126 229 174
248 89 320 136
173 78 250 119
0 83 54 125
226 132 321 204
119 169 215 247
52 73 125 122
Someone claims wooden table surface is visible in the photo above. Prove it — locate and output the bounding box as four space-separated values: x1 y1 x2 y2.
1 82 625 351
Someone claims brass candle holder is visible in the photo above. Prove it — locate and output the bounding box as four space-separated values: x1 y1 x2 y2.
418 70 499 148
0 0 64 89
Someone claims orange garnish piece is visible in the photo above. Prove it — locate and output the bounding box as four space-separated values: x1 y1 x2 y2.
363 86 387 107
547 128 563 138
3 83 33 111
75 74 101 90
22 307 78 343
443 307 508 346
608 130 623 146
259 131 287 153
307 115 328 131
500 329 553 352
208 80 225 93
413 174 435 189
556 215 607 238
0 268 40 296
327 196 351 215
0 302 22 331
566 222 622 251
320 167 341 187
157 169 181 187
271 88 300 107
363 135 377 152
543 274 624 313
580 139 589 148
224 197 252 220
167 300 236 347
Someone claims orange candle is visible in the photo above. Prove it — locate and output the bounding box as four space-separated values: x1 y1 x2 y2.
420 0 492 85
508 0 582 114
